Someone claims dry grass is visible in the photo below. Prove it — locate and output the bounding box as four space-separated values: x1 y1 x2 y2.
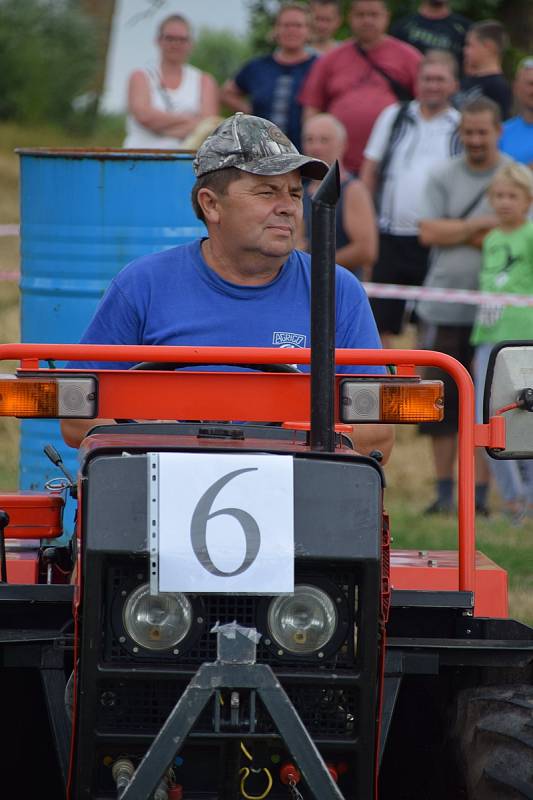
0 154 19 223
0 236 20 490
508 578 533 624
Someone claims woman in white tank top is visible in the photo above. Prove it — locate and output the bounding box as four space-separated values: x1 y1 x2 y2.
123 14 219 149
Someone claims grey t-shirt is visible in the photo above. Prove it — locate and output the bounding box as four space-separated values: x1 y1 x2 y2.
417 154 509 326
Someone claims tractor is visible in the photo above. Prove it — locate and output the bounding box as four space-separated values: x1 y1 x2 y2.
0 165 531 799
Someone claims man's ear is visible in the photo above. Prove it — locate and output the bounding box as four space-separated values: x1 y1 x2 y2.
197 187 221 224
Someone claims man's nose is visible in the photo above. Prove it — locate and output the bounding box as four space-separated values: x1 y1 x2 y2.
275 193 299 214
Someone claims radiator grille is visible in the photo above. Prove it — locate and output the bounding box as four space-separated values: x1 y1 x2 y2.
96 677 358 741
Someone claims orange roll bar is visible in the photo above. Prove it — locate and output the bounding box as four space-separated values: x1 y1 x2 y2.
0 344 476 593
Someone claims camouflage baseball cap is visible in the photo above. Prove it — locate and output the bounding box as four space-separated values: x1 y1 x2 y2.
193 113 328 180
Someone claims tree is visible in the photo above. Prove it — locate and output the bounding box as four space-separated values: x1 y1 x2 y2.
0 0 98 124
79 0 117 114
190 28 253 86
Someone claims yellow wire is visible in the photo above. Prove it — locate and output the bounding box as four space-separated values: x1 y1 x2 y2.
239 767 273 800
240 741 253 762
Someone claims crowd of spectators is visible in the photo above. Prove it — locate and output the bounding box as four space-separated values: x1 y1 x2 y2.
123 0 533 520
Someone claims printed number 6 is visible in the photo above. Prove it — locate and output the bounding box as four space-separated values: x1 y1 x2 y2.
190 468 261 576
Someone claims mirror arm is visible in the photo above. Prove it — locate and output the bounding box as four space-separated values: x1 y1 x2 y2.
474 417 506 449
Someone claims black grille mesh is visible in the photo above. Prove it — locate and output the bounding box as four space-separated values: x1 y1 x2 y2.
105 559 357 671
96 677 358 741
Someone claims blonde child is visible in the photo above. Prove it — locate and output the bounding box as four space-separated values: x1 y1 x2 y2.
472 161 533 521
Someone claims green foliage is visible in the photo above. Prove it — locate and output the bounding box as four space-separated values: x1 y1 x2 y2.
0 0 98 124
190 27 254 84
247 0 280 53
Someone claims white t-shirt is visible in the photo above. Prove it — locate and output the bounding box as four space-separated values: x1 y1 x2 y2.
123 64 202 149
364 101 460 236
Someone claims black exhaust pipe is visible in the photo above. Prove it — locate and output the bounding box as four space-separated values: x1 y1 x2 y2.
310 160 341 452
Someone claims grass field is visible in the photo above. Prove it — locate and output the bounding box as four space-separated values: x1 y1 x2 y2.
0 120 532 624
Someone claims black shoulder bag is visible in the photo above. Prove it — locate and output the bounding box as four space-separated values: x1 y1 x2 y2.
355 43 414 102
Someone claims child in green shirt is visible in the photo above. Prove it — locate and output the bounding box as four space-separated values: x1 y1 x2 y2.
472 161 533 521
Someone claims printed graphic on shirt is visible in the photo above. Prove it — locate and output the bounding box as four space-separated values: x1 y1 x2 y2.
477 302 504 328
486 242 523 287
273 331 307 348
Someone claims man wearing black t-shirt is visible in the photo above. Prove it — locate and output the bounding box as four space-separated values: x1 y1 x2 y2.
392 0 471 71
459 20 512 120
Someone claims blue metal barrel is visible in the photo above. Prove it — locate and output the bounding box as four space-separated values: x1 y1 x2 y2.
18 149 205 538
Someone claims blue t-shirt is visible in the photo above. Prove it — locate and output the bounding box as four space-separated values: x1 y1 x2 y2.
234 54 316 151
500 116 533 165
71 240 384 373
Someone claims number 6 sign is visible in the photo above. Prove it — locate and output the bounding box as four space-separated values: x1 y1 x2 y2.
149 452 295 594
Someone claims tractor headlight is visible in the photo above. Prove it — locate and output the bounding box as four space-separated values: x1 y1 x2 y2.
267 584 337 655
122 583 192 651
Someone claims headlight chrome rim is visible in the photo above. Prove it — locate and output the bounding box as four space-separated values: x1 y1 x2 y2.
122 582 193 652
264 582 348 658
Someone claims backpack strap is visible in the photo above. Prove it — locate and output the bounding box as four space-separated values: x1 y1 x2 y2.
374 102 412 213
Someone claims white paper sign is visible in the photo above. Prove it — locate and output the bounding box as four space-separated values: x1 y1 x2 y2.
152 452 294 594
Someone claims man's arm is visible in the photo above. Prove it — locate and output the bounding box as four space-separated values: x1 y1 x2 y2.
61 416 394 464
336 180 377 277
419 215 499 248
61 418 115 449
359 157 379 197
220 79 252 114
350 423 394 465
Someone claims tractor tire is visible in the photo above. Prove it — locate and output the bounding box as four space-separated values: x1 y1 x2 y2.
453 684 533 799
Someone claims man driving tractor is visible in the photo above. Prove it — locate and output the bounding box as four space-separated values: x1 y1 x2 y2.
61 112 394 461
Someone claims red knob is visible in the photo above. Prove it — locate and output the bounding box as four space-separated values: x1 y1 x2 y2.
280 763 301 785
326 763 338 783
167 786 183 799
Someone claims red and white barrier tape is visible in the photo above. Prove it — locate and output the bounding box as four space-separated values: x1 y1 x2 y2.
0 264 532 309
0 224 19 237
364 281 533 308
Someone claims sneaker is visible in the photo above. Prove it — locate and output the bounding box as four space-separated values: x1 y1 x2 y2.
424 499 454 515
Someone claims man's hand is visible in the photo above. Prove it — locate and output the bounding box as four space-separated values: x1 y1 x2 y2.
349 424 394 465
61 418 115 448
465 215 499 248
419 215 499 248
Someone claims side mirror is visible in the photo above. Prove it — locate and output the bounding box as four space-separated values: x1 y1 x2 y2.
484 341 533 460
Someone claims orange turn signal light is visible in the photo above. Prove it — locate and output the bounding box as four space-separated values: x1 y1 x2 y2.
0 376 96 418
380 383 444 422
0 378 58 417
340 380 444 423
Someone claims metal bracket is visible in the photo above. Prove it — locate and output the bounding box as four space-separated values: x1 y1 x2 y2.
121 629 345 800
148 454 159 595
379 675 402 765
474 417 505 449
